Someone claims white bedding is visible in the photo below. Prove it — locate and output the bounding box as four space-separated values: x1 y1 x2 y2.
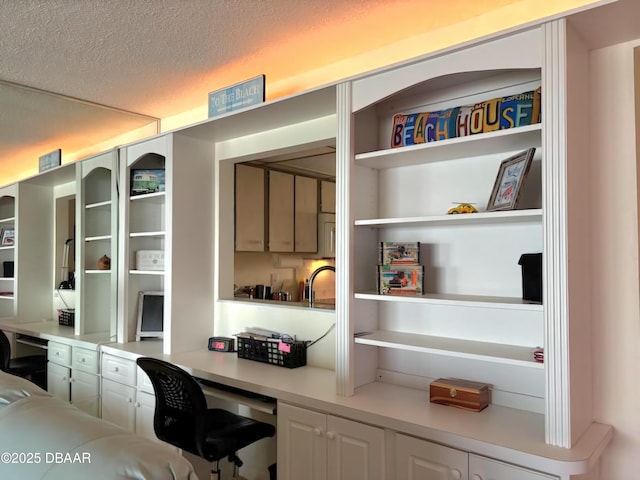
0 370 199 480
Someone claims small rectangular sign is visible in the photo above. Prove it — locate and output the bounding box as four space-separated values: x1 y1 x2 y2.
39 149 61 173
208 75 265 118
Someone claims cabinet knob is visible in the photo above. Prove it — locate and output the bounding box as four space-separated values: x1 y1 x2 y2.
326 431 335 440
55 351 60 356
450 469 462 480
81 358 86 363
135 402 141 408
313 428 323 437
128 397 133 403
472 475 483 480
62 376 67 381
114 367 119 372
70 378 75 383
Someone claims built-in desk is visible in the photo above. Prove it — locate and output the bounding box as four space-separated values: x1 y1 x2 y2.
0 318 113 350
105 346 611 477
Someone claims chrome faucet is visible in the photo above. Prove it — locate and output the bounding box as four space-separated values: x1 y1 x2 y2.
308 265 336 307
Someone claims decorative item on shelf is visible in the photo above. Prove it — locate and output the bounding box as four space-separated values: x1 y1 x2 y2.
378 264 424 296
429 378 491 412
38 148 61 173
390 87 541 148
130 168 165 196
447 203 478 215
486 147 536 211
208 74 265 118
534 347 544 363
518 252 542 303
0 227 14 246
2 261 14 278
380 241 420 265
97 255 110 270
135 250 164 271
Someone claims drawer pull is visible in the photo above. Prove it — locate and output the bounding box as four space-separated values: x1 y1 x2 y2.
313 428 323 437
326 431 335 440
114 367 119 372
472 475 482 480
449 388 457 398
80 358 86 363
451 469 462 480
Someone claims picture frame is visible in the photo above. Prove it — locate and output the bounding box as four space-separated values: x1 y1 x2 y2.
0 228 15 246
130 168 165 196
487 148 536 211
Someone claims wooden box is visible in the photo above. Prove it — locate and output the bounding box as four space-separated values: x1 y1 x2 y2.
429 378 491 412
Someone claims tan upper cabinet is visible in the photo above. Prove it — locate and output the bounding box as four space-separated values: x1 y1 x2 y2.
320 180 336 213
295 176 318 253
235 164 265 252
268 170 295 252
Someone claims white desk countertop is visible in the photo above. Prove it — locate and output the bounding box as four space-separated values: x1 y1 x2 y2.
0 319 612 476
102 345 611 477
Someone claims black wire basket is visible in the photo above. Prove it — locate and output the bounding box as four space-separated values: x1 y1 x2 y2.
236 336 307 368
57 308 75 327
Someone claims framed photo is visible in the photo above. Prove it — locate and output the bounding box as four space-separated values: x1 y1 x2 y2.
487 148 536 211
0 228 14 246
130 168 165 196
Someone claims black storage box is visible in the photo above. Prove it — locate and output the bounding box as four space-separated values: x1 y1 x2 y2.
518 253 542 303
3 261 14 278
236 335 307 368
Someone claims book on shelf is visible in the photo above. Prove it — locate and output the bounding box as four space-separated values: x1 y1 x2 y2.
379 241 420 265
378 264 424 296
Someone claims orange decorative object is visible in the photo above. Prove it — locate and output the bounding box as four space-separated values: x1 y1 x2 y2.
97 255 111 270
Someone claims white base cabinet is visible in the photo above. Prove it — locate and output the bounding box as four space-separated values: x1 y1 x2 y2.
469 455 557 480
100 353 164 445
47 340 100 417
278 402 385 480
395 433 468 480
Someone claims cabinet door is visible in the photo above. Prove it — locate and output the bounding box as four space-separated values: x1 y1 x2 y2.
320 181 336 213
278 403 327 480
469 454 557 480
70 370 99 417
47 362 70 402
396 434 468 480
294 175 318 252
268 171 294 252
235 164 265 251
327 415 385 480
101 378 136 432
135 390 158 441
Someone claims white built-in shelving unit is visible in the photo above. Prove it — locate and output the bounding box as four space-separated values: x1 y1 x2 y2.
0 190 16 317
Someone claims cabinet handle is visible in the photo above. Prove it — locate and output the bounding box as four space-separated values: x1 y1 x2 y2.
70 378 75 383
81 358 86 363
62 376 67 381
128 398 133 403
135 402 140 408
114 367 119 372
326 431 335 440
450 469 462 480
55 351 60 356
472 475 482 480
313 428 323 437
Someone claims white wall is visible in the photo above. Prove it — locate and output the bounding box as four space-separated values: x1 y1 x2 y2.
589 38 640 479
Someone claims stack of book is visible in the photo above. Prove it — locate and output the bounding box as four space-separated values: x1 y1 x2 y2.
377 242 424 296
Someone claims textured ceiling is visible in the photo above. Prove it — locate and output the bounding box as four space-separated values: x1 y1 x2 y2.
0 0 624 184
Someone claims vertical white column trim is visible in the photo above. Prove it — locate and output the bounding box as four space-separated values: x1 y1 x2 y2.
542 19 571 448
336 82 354 396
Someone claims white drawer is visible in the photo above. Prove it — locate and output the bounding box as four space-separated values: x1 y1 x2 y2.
101 353 136 386
136 366 155 394
48 341 71 366
72 347 99 374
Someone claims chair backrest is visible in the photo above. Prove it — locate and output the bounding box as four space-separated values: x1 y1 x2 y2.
136 357 209 452
0 332 11 372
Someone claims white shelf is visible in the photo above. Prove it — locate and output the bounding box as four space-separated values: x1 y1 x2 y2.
0 245 14 251
354 330 542 368
0 277 14 281
129 270 165 276
129 231 165 238
355 209 542 228
130 191 166 203
0 216 15 224
85 200 111 210
354 291 542 311
0 294 14 300
85 235 111 242
85 270 111 274
355 124 541 170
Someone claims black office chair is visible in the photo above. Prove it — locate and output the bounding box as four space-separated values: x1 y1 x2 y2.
136 357 275 479
0 331 47 389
